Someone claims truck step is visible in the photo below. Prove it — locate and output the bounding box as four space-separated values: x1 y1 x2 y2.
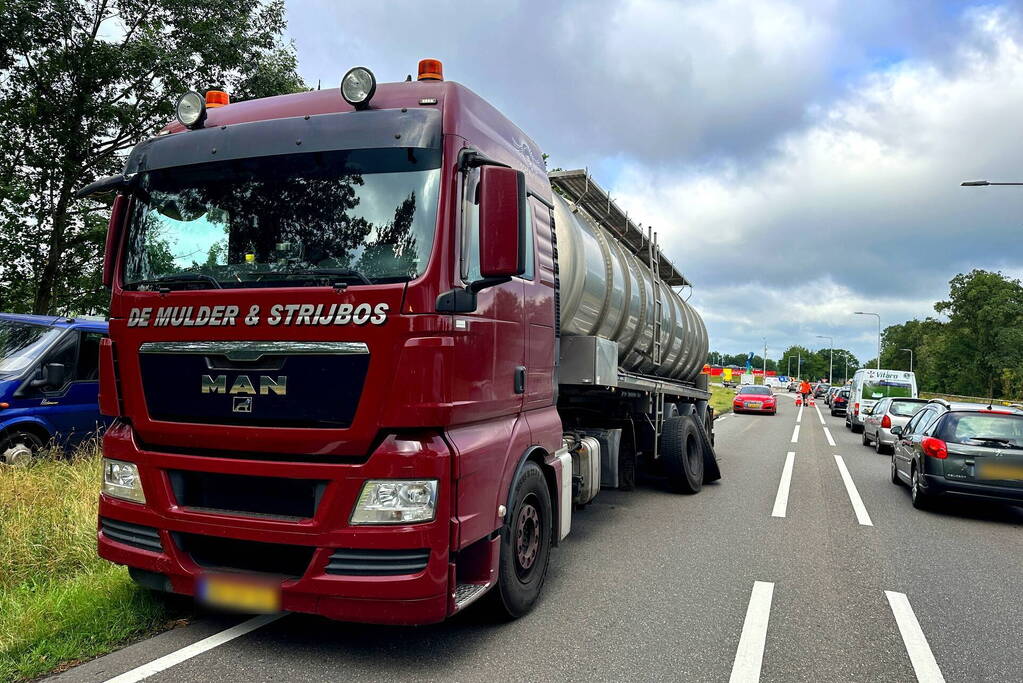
454 582 491 610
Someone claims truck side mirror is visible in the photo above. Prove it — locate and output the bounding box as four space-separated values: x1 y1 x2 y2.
103 194 128 287
477 166 526 280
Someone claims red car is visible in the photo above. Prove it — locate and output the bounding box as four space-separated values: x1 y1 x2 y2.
733 386 777 415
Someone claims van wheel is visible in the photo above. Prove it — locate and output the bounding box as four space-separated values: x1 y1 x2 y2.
1 431 44 466
662 416 703 493
486 461 552 619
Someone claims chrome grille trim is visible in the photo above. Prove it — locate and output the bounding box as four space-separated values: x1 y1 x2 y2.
139 341 368 361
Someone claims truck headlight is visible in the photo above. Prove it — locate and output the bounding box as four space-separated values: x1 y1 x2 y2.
102 458 146 504
350 480 437 524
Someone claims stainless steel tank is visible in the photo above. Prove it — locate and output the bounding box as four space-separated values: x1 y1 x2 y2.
553 193 709 382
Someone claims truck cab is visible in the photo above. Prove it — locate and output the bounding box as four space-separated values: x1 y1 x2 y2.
0 313 110 464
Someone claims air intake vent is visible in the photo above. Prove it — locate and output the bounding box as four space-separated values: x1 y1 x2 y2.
100 517 163 553
325 548 430 576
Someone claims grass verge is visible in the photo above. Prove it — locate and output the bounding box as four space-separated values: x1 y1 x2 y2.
710 384 736 416
0 444 184 682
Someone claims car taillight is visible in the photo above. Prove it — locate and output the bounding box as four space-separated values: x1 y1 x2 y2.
881 414 891 429
921 436 948 459
854 402 860 415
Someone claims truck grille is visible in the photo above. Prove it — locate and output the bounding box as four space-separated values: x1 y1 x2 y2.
100 518 163 553
175 533 316 578
168 470 326 521
325 548 430 576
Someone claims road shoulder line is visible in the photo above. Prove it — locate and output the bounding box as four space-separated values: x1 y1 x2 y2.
885 591 946 682
833 454 873 526
729 581 775 683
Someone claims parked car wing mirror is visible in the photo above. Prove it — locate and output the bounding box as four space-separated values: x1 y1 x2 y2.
890 426 903 436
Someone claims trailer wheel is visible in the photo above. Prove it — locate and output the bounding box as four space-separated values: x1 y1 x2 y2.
662 416 703 493
487 461 553 619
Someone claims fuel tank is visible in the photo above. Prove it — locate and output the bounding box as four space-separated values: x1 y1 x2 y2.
553 193 709 381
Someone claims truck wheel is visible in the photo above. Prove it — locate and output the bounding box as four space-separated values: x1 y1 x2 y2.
1 430 44 466
488 461 553 619
661 416 703 493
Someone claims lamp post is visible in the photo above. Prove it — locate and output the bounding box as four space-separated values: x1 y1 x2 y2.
762 337 767 383
816 335 833 383
844 351 852 383
797 351 801 381
854 312 881 369
901 347 913 373
786 356 793 377
961 180 1023 186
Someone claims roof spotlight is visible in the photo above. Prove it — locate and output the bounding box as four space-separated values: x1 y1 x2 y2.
175 91 207 129
341 67 376 110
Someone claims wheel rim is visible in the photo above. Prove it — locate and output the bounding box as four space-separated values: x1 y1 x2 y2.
911 470 919 500
686 436 701 475
2 442 33 467
514 498 541 578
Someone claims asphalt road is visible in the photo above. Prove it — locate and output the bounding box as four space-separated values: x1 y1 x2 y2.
53 394 1023 682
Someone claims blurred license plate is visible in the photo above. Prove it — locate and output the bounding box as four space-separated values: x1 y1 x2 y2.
746 402 762 409
976 460 1023 482
198 574 280 613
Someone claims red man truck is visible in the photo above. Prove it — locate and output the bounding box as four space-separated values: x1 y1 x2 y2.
83 60 719 624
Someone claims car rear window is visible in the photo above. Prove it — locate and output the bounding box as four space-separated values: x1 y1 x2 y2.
740 386 772 395
938 413 1023 447
889 401 925 417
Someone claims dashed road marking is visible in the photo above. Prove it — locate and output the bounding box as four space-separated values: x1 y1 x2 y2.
834 455 873 526
791 425 800 443
729 581 775 683
797 404 803 423
103 614 285 683
823 426 836 447
813 402 826 424
771 452 795 518
885 591 946 682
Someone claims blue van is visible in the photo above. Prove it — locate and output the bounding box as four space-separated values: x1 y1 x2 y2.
0 314 110 464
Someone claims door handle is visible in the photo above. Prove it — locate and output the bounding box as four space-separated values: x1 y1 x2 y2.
514 366 526 394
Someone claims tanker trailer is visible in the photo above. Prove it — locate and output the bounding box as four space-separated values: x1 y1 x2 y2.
549 170 719 497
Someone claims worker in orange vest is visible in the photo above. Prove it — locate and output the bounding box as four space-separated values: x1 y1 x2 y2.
798 379 812 404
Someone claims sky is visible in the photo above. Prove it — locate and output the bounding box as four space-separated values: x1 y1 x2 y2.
284 0 1023 368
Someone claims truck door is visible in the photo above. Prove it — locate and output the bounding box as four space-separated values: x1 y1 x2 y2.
17 330 106 446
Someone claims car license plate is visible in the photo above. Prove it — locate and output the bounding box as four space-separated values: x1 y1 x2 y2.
746 402 762 409
198 574 281 613
976 460 1023 482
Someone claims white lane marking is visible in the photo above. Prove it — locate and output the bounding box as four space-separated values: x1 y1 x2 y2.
103 613 285 683
729 581 775 683
790 424 800 443
885 591 946 682
797 404 803 423
771 452 795 518
833 455 873 526
823 426 836 447
813 402 825 424
717 415 729 422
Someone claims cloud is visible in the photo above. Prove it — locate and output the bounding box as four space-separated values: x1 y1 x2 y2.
613 5 1023 360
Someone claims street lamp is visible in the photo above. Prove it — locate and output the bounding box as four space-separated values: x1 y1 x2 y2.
816 335 833 384
853 312 881 369
901 347 914 373
961 180 1023 186
762 337 767 383
786 356 793 377
842 351 853 383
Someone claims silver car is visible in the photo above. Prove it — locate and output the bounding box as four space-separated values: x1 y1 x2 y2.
861 397 928 454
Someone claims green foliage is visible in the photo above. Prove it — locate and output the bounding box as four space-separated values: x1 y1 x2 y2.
0 0 307 316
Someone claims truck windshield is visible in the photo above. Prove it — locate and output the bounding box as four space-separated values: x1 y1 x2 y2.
862 381 913 400
0 319 62 375
122 148 441 290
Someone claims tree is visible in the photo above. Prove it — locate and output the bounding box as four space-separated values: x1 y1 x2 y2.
0 0 307 316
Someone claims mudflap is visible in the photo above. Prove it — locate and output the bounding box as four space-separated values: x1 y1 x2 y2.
695 411 721 484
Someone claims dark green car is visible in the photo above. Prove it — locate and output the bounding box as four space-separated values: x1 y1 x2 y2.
890 400 1023 509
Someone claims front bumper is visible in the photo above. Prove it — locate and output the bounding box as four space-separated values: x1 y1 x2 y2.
97 422 455 625
734 403 776 413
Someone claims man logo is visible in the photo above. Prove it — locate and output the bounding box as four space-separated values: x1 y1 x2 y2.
232 396 253 413
201 375 287 396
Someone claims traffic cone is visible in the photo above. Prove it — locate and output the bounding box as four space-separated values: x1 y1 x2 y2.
795 397 802 406
809 398 816 406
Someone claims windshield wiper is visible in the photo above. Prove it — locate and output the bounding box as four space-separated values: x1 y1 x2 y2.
126 273 223 291
964 436 1023 448
271 268 374 286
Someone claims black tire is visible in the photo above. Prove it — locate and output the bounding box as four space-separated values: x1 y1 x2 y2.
487 461 553 619
875 437 889 455
851 422 864 434
890 455 901 485
661 415 703 493
830 409 837 416
0 430 45 466
910 465 931 510
862 430 871 446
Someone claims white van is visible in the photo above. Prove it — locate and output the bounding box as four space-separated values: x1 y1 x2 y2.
846 368 917 432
